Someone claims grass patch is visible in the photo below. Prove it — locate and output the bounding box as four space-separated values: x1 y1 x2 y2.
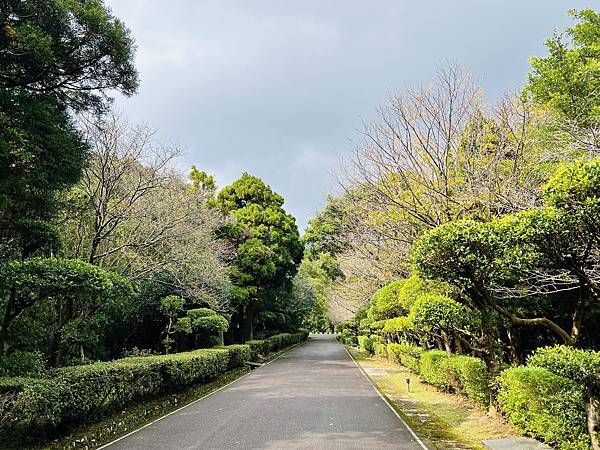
348 347 516 449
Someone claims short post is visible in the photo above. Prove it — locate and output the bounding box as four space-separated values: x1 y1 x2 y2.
406 376 411 393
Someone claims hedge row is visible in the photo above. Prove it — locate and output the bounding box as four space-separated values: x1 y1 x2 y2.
497 367 590 450
386 344 423 374
350 338 596 448
0 347 234 433
358 336 374 353
0 332 311 436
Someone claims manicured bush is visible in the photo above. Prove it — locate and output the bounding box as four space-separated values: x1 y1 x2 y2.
418 350 450 389
386 344 423 373
358 335 374 353
265 332 307 352
343 336 358 346
246 340 268 360
442 355 490 406
215 344 251 369
527 345 600 392
0 345 249 434
374 342 387 358
497 366 590 449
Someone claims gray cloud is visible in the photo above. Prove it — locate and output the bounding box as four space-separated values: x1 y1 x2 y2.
106 0 592 230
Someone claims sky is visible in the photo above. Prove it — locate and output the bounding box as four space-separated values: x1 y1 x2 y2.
105 0 593 231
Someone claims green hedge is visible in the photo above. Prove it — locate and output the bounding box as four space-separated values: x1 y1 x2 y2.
497 367 590 450
441 355 490 406
387 344 423 373
265 332 307 353
213 344 251 369
358 336 374 353
246 340 268 360
0 346 243 434
418 350 450 389
527 345 600 393
374 342 387 358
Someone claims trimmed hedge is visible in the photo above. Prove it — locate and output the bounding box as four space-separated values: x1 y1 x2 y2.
527 345 600 393
214 344 252 370
246 340 268 360
0 345 257 434
387 344 423 373
441 355 490 406
266 332 307 353
418 350 450 389
374 342 387 358
497 366 590 450
358 336 374 353
343 336 358 346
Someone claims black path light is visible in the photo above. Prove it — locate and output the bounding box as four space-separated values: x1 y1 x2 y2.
406 376 411 393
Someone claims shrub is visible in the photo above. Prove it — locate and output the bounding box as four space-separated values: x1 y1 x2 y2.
0 345 247 435
246 340 267 360
265 332 307 353
343 336 358 346
374 342 387 358
418 350 450 389
358 336 374 353
386 344 423 373
527 345 600 394
497 366 590 449
215 344 251 369
442 355 490 406
0 351 47 377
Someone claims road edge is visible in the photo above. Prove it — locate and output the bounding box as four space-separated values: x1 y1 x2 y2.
98 339 309 449
343 345 429 450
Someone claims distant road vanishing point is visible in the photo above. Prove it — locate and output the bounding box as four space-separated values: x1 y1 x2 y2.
105 334 425 449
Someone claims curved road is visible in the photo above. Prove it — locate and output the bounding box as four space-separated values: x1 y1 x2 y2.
106 335 425 449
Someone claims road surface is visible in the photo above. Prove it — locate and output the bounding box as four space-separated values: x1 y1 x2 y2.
106 334 425 449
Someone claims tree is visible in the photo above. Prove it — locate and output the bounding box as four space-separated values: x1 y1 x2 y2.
61 112 232 311
160 295 190 354
0 0 138 110
0 0 138 257
528 10 600 128
0 258 132 361
187 308 229 346
214 173 303 340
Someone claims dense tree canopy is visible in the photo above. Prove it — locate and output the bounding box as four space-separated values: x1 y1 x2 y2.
214 173 303 339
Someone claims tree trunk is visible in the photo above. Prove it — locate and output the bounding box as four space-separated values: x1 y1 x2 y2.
587 396 600 450
441 331 452 355
79 344 85 363
241 304 254 342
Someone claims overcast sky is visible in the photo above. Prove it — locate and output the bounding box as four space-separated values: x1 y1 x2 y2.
105 0 592 230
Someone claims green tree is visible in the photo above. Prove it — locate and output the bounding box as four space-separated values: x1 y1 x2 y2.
0 0 138 257
0 258 132 361
528 9 600 126
160 295 190 354
214 173 303 340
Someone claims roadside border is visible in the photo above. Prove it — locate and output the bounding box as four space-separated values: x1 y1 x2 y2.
98 339 308 449
343 345 429 450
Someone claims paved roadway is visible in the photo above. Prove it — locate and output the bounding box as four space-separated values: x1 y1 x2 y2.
106 334 425 449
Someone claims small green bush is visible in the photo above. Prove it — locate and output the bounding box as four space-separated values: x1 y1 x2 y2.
527 345 600 394
497 366 590 450
215 345 251 369
358 335 374 353
373 342 387 358
386 344 423 373
418 350 450 389
442 355 490 406
246 340 267 360
343 336 358 346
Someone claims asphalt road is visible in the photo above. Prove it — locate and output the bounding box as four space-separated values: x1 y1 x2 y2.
106 335 425 449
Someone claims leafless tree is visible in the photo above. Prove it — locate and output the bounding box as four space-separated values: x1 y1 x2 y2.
60 112 232 311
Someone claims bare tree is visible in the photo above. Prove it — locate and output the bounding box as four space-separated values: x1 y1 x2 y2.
61 112 232 310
